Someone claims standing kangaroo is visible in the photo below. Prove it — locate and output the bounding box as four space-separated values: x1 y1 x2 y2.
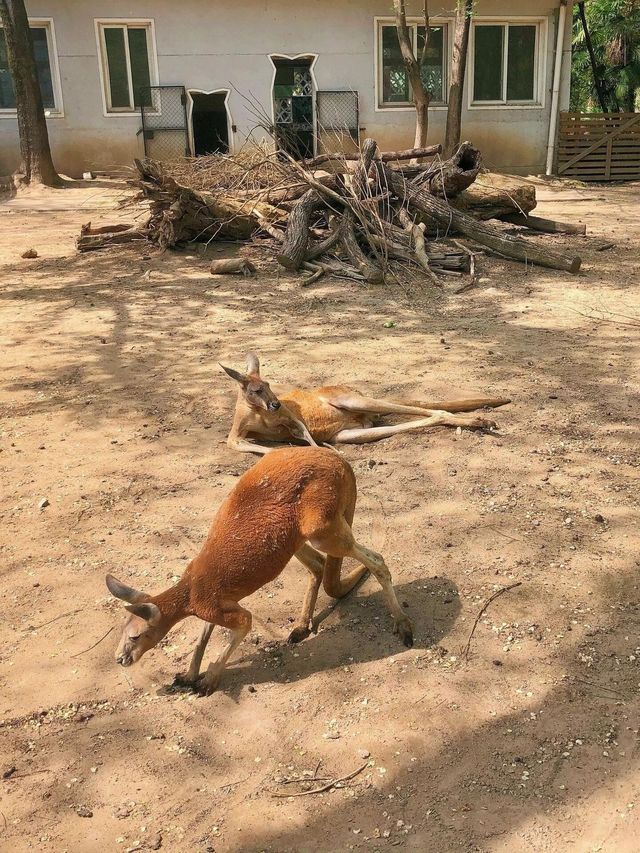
223 353 509 454
107 447 412 694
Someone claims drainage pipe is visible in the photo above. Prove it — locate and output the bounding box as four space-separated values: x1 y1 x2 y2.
546 0 569 175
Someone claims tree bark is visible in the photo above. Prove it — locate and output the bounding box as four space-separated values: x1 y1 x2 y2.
450 172 537 220
134 159 284 247
0 0 60 185
417 140 482 198
577 2 608 114
276 189 324 270
499 213 587 235
352 138 378 199
76 230 146 252
382 165 581 273
444 0 473 157
394 0 431 148
339 210 384 283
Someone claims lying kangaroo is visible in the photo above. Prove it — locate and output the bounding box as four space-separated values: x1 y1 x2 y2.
223 353 509 454
107 446 412 694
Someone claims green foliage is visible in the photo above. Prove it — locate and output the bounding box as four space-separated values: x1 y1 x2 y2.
571 0 640 112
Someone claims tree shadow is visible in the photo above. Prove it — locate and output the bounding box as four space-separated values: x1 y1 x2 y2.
227 572 640 852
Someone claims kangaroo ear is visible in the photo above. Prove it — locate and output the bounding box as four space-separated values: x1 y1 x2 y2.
246 352 260 376
106 574 147 604
125 602 162 625
220 363 248 385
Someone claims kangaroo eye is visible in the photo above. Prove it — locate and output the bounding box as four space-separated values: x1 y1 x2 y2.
129 634 141 642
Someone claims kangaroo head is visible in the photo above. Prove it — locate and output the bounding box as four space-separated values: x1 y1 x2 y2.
106 574 170 666
220 352 281 413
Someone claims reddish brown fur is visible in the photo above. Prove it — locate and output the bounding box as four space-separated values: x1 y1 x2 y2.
107 447 412 694
223 353 509 453
182 447 355 610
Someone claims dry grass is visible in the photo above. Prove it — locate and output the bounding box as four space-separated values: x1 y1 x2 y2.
163 142 291 194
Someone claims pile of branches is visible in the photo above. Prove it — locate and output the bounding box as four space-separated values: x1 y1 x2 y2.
77 138 583 284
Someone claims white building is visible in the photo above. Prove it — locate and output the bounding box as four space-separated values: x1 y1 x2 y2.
0 1 574 177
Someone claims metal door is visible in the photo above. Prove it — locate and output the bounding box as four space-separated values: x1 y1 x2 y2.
139 85 191 160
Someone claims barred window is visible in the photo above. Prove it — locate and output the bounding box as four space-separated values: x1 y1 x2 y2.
378 22 447 107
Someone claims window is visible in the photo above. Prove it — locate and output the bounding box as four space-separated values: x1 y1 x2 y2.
0 21 61 113
378 22 447 107
96 21 156 113
472 22 540 105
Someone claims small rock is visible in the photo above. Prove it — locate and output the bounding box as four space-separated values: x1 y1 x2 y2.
594 513 605 524
147 833 162 850
38 497 49 510
247 685 256 693
76 805 93 818
492 659 503 667
358 749 370 759
21 248 38 259
115 805 132 819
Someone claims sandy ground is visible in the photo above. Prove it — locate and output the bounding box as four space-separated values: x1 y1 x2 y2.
0 179 639 853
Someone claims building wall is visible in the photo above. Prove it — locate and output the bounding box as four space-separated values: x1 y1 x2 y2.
0 0 567 177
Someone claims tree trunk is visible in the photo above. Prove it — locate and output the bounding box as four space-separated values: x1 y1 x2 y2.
394 0 431 148
577 2 608 114
444 0 473 157
0 0 60 185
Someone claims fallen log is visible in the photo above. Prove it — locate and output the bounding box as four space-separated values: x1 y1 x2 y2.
210 258 257 276
306 218 342 260
134 158 284 247
276 189 324 270
451 173 537 220
80 222 132 236
76 229 146 252
340 210 384 284
415 141 482 199
382 166 581 274
499 213 587 235
302 145 441 169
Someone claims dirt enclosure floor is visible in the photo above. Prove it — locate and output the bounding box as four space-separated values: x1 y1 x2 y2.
0 179 639 853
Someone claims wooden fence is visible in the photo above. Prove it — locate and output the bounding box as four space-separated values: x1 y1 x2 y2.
557 112 640 181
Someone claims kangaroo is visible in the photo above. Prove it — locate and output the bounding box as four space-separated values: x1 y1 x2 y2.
106 446 413 695
223 352 509 455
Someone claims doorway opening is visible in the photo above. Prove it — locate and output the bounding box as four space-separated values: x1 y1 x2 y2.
271 55 316 159
189 91 230 155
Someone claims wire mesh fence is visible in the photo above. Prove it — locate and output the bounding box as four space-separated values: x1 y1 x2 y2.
139 86 191 161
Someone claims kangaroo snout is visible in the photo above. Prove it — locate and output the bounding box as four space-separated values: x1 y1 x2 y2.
116 653 133 667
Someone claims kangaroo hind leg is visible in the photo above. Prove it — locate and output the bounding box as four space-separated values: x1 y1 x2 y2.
288 544 324 644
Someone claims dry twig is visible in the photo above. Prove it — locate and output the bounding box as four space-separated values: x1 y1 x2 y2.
462 582 522 660
271 760 369 798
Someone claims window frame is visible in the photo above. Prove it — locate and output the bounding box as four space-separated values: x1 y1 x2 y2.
469 17 547 110
0 17 64 118
374 16 451 112
94 18 159 117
